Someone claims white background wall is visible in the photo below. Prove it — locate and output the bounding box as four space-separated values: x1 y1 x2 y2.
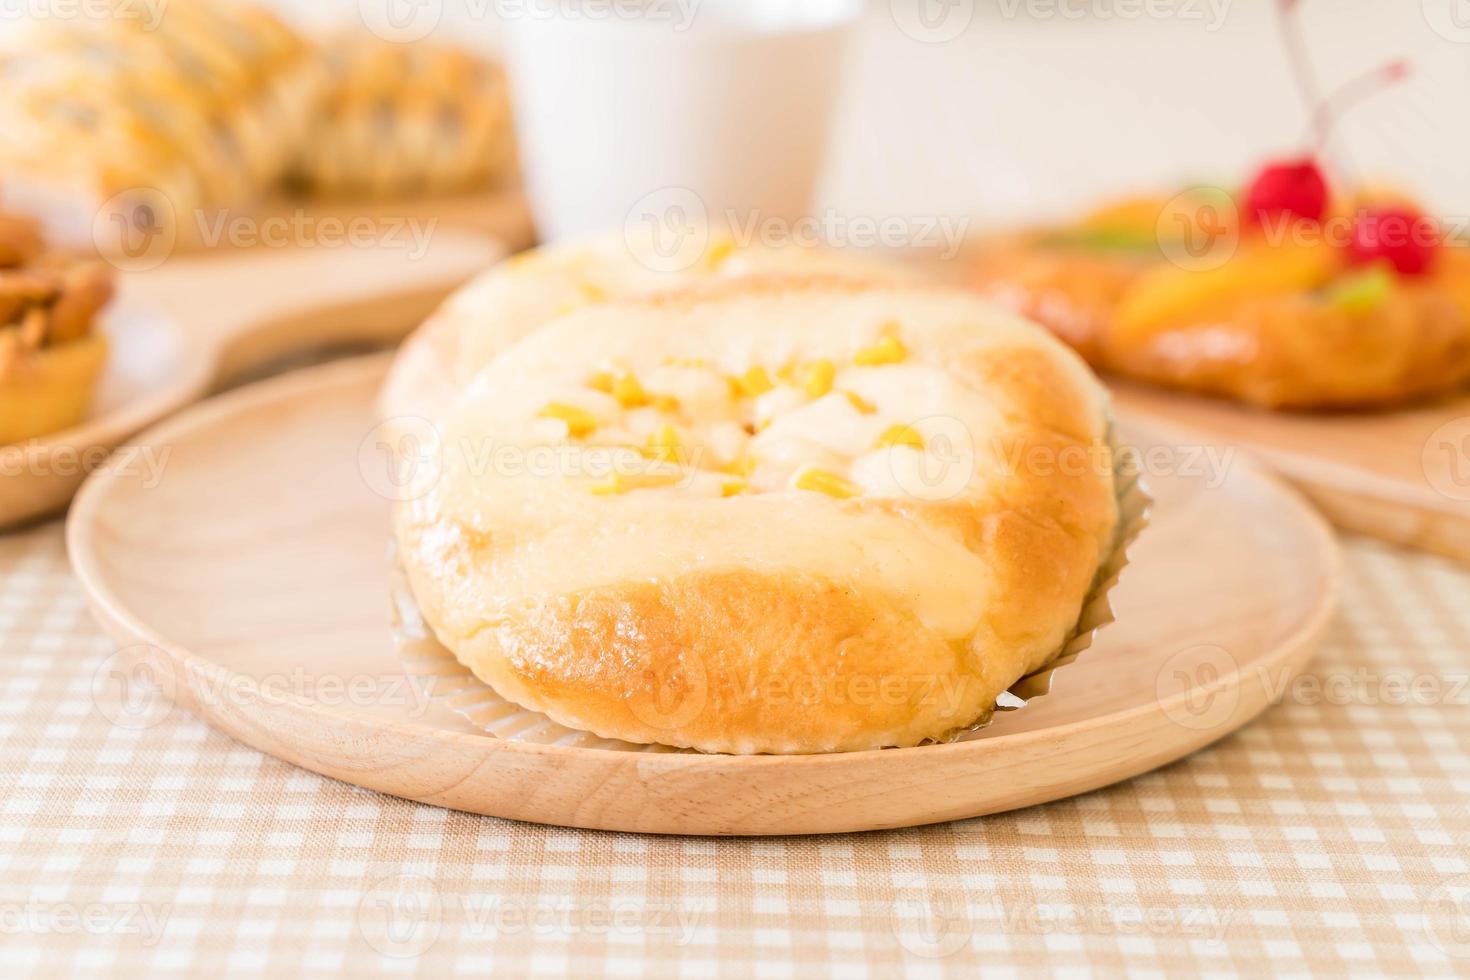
5 0 1469 227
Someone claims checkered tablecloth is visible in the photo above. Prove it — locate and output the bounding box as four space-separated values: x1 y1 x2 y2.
2 520 1468 978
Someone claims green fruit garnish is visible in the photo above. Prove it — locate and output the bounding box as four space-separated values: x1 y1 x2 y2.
1041 228 1159 253
1328 265 1394 314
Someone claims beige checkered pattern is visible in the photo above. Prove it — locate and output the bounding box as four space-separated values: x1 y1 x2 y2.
2 520 1468 977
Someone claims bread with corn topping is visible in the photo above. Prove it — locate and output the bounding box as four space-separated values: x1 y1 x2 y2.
378 231 917 429
392 273 1119 753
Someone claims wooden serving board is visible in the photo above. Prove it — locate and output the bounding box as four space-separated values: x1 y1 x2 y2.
1112 383 1470 564
0 228 503 530
65 355 1340 836
265 188 536 253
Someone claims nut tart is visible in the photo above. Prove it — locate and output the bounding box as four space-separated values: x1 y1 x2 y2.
393 275 1119 754
288 34 516 200
969 161 1470 410
0 214 113 444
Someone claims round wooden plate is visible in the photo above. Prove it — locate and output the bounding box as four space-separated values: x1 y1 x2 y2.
1 229 501 530
67 355 1340 836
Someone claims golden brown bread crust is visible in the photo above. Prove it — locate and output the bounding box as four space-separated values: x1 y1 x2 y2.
392 271 1119 754
396 425 1112 754
971 238 1470 410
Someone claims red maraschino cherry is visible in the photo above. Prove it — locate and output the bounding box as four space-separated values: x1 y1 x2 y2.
1349 206 1438 276
1253 0 1412 230
1244 157 1330 225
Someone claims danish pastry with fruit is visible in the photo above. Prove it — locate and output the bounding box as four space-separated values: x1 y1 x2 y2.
0 215 113 445
391 266 1120 753
969 159 1470 410
971 30 1470 411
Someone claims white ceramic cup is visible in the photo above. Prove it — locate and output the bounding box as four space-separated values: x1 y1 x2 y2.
504 0 861 243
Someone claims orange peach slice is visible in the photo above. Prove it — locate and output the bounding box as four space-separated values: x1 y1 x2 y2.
1114 240 1343 342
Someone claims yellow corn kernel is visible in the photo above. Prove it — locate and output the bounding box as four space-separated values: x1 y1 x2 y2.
735 366 774 398
539 402 597 438
801 359 835 398
587 370 615 394
612 373 649 408
644 424 681 462
579 282 607 302
721 479 749 497
720 455 757 477
854 333 908 366
588 478 622 496
588 472 681 495
876 423 924 450
843 390 876 414
652 394 681 413
794 467 860 499
705 238 738 269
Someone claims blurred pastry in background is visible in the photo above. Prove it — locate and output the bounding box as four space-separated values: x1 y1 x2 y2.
0 214 113 444
0 0 322 250
971 28 1470 412
969 158 1470 410
0 5 519 255
288 34 516 201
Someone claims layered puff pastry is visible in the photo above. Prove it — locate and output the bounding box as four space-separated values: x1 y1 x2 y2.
393 274 1120 754
0 0 322 247
0 6 518 249
287 34 515 200
0 215 113 444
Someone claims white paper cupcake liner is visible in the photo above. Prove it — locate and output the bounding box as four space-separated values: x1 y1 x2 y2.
389 429 1150 753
